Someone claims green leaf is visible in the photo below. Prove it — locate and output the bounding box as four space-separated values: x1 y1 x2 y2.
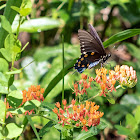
135 106 140 124
0 72 10 87
43 58 77 98
19 0 32 16
125 42 140 61
96 121 108 130
8 107 26 114
0 48 12 62
8 74 14 87
12 17 61 33
11 6 20 13
6 123 23 139
20 8 31 16
106 93 116 104
2 34 21 62
0 15 12 33
7 90 23 108
39 121 54 137
0 85 8 94
26 115 40 140
115 125 131 136
21 0 32 9
4 33 15 50
24 100 41 111
0 0 22 48
0 131 4 140
125 114 137 130
75 127 98 140
0 58 9 73
41 102 55 110
0 100 6 123
103 29 140 48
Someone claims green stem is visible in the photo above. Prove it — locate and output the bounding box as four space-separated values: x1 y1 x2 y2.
62 35 65 103
86 93 100 102
31 114 57 123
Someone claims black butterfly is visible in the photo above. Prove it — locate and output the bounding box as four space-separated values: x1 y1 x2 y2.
74 24 111 73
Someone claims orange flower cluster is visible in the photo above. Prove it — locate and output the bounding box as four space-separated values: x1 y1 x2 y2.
22 85 44 115
73 74 94 96
5 85 45 117
95 65 137 96
95 67 116 96
53 99 104 131
22 85 44 104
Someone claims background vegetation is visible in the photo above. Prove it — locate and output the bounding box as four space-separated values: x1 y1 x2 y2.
0 0 140 139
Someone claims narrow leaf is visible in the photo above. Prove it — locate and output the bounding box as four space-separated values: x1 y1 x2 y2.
6 69 22 75
39 121 54 137
11 6 20 13
103 29 140 47
135 106 140 124
26 116 40 140
12 17 61 33
44 58 77 98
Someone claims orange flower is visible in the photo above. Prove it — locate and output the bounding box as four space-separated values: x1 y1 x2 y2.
52 108 58 114
71 99 76 105
62 99 67 106
22 85 44 103
73 75 91 96
81 74 87 80
53 99 103 132
55 102 61 108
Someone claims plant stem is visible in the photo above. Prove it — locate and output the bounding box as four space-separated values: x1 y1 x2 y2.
62 35 65 106
86 93 100 102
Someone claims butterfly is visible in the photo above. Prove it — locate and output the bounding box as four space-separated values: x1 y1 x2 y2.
74 24 111 73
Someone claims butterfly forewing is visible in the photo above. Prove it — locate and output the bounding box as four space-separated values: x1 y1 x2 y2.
78 29 106 55
88 24 104 49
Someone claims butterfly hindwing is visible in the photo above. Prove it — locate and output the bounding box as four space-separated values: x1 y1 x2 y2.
74 52 101 73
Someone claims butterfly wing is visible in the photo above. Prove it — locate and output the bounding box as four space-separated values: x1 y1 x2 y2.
74 52 101 73
78 29 106 55
88 24 104 49
74 24 107 73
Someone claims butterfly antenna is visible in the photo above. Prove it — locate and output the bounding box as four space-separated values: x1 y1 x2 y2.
68 66 74 71
72 70 77 75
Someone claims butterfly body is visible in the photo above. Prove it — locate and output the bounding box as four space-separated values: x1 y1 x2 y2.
74 24 111 73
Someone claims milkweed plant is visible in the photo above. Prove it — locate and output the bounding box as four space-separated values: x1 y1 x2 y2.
0 0 139 140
